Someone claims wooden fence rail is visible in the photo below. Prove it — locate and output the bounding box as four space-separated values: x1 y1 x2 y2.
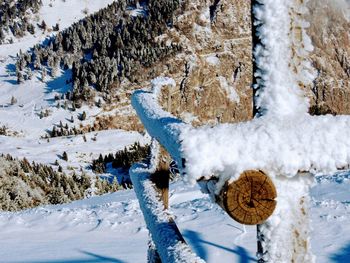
131 90 277 226
130 142 205 263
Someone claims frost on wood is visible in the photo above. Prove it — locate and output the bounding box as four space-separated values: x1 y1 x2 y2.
257 174 316 262
181 114 350 186
131 87 188 174
253 0 316 116
132 87 350 187
251 1 330 262
130 143 205 263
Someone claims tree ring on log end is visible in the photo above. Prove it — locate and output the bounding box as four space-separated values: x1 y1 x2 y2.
222 170 277 225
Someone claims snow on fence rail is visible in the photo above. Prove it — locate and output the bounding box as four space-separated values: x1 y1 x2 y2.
130 142 205 263
132 89 350 186
130 0 350 262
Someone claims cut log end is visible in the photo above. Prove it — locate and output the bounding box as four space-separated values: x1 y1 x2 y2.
222 170 277 225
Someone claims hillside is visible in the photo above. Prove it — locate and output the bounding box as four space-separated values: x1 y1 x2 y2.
0 0 349 262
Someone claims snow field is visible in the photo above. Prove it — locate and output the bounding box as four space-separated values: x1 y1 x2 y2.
0 176 349 262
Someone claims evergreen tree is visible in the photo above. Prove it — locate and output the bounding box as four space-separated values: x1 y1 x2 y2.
62 151 68 161
80 111 87 121
40 20 47 31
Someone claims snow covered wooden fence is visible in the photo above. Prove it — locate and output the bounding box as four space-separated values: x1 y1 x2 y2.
131 86 279 223
130 0 350 262
130 143 205 263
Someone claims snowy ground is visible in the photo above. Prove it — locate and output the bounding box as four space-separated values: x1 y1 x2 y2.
0 0 143 172
0 177 349 262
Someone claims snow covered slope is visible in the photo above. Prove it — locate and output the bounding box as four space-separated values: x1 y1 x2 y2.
0 177 349 262
0 0 144 171
0 0 116 48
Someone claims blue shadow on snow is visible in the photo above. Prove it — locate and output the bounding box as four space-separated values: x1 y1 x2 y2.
45 69 72 95
183 229 256 263
6 63 16 74
3 79 17 85
1 63 17 85
330 242 350 263
24 250 127 263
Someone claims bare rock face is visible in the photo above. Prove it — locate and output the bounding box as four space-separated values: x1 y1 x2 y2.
307 0 350 115
113 0 253 127
158 0 253 125
167 0 350 120
116 0 349 129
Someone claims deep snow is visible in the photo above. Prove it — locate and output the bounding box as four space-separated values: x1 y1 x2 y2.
0 176 349 262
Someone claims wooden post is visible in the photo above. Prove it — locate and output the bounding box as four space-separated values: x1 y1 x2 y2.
251 0 269 259
257 174 315 262
151 169 169 209
147 147 171 263
251 0 263 117
257 224 267 263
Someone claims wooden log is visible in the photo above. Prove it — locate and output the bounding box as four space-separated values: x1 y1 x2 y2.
147 147 170 262
150 147 171 210
130 160 204 263
130 145 204 263
217 170 277 225
147 167 169 263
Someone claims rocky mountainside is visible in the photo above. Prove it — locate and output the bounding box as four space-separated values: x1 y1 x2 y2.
111 0 350 126
156 0 350 121
307 0 350 114
102 0 254 127
12 0 350 129
156 0 253 125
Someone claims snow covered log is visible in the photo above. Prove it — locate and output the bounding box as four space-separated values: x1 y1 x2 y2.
132 89 350 185
130 143 205 263
132 89 187 174
132 89 279 225
132 84 350 226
